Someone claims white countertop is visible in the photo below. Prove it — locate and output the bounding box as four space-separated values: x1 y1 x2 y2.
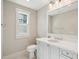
36 38 78 54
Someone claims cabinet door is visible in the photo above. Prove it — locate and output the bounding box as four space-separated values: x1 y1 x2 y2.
60 49 78 59
60 53 78 59
37 41 49 59
49 45 60 59
73 52 78 59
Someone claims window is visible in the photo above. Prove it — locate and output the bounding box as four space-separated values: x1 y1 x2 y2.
16 8 30 38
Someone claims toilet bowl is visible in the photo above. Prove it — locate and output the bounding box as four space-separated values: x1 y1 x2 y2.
27 45 37 59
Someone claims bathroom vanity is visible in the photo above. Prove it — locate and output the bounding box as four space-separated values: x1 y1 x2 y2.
36 37 78 59
36 0 78 59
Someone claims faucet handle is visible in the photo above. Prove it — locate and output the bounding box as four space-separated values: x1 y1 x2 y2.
48 36 51 38
54 37 63 40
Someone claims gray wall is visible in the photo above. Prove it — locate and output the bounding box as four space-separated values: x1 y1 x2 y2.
3 0 37 56
37 6 48 37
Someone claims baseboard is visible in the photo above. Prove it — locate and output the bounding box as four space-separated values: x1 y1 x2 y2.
3 50 28 59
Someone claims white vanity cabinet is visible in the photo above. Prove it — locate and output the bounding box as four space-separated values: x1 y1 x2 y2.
49 45 60 59
37 40 60 59
37 40 78 59
37 41 49 59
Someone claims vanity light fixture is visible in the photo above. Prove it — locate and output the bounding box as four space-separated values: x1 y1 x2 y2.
26 0 30 2
49 1 54 8
59 0 61 2
49 1 54 6
48 0 61 9
49 2 53 7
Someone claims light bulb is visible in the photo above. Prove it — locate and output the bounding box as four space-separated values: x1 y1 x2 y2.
27 0 30 1
55 1 58 4
49 3 52 7
49 3 53 9
48 1 54 9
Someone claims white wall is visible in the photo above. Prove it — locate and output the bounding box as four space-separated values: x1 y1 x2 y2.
3 0 37 56
48 9 78 35
37 6 48 37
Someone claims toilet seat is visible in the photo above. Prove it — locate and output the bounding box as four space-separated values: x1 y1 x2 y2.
27 45 37 52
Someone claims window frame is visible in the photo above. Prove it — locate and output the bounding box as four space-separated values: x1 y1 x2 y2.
16 8 30 39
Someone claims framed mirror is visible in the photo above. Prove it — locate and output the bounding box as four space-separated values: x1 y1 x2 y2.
48 9 78 35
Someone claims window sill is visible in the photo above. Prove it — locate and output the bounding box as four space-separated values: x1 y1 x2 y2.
16 33 29 39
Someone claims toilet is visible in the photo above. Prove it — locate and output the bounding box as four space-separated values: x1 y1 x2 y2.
27 45 37 59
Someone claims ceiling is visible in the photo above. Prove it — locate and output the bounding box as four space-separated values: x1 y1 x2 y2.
7 0 51 10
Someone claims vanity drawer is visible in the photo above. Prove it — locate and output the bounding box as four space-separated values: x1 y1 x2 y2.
60 49 73 58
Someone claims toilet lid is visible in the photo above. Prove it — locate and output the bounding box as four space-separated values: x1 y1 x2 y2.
27 45 37 52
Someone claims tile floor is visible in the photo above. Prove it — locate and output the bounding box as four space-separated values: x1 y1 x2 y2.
3 54 36 59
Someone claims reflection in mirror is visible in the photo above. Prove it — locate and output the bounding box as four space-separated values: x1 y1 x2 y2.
48 9 78 35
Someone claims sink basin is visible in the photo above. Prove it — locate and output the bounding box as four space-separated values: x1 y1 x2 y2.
48 37 63 43
48 39 59 43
